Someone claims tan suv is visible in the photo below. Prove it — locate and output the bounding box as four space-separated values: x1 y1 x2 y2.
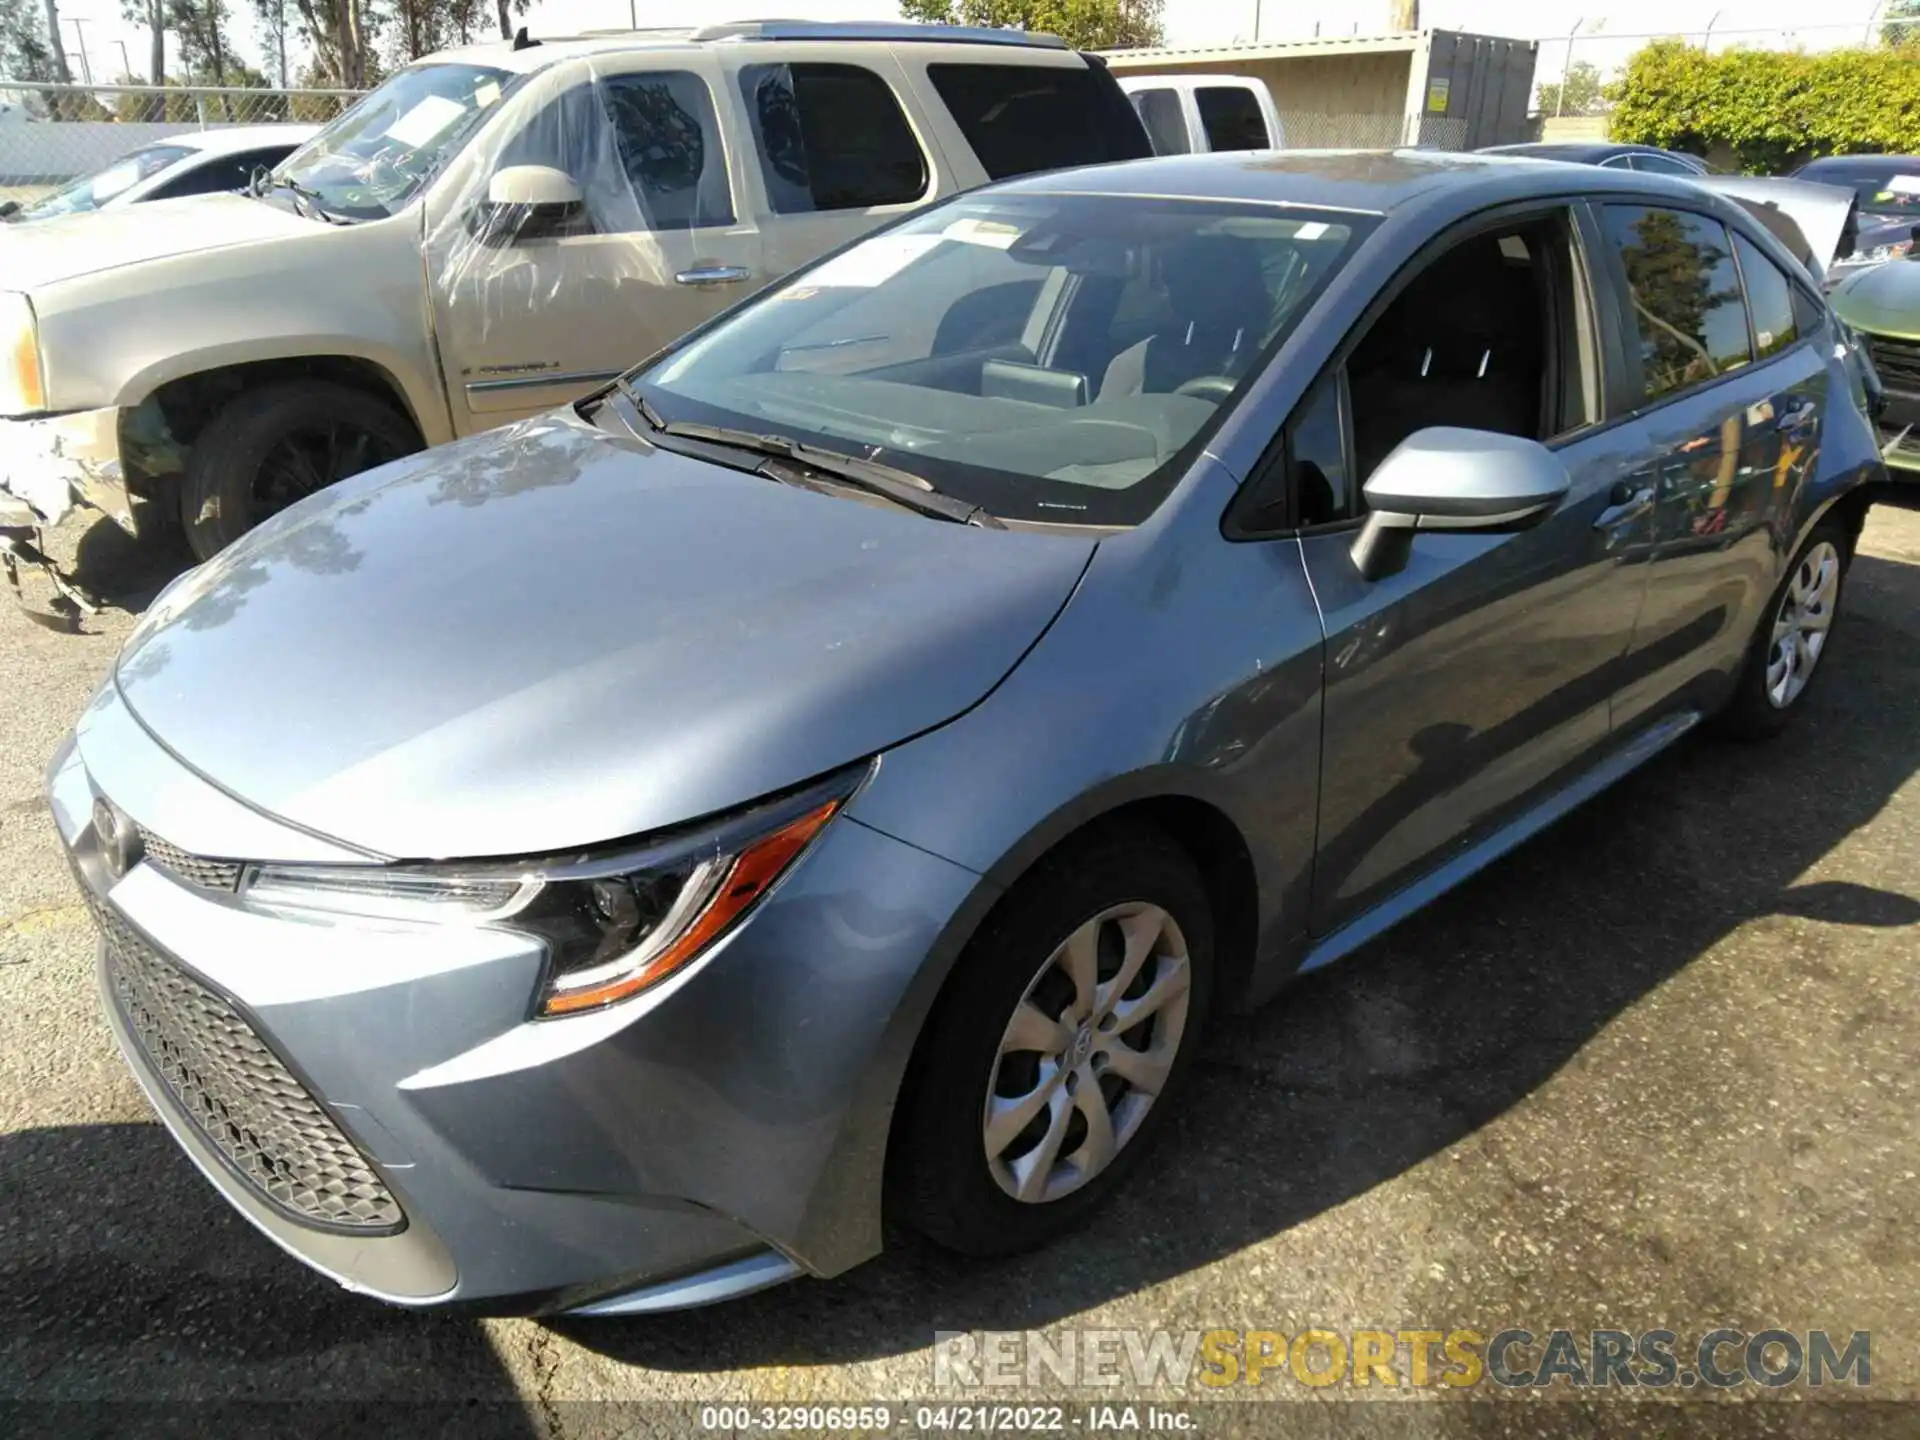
0 19 1148 581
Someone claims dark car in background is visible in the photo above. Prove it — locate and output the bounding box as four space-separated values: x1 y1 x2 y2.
1477 140 1710 174
1791 154 1920 270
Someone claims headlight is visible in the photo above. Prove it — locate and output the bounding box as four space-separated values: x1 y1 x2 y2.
241 768 866 1016
0 292 45 416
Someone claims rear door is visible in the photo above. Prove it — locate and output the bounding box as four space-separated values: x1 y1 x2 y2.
1589 203 1828 731
429 55 761 429
719 49 944 288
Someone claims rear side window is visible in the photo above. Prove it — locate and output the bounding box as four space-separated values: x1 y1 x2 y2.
1601 205 1752 402
1196 86 1270 151
148 148 287 200
1732 231 1799 359
1630 151 1698 175
602 71 734 228
1131 88 1190 155
741 63 927 213
928 62 1151 180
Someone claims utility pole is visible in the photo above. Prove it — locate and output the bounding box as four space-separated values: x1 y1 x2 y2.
1389 1 1419 29
65 16 94 84
115 39 131 81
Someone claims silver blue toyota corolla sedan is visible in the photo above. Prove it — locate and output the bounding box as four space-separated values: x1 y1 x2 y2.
49 151 1884 1316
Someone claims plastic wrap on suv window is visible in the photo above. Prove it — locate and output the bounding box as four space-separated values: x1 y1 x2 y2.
427 62 736 346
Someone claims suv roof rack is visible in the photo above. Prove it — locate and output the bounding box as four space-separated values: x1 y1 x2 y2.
687 20 1069 49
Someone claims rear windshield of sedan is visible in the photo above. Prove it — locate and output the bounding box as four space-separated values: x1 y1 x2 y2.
1797 158 1920 216
637 192 1372 526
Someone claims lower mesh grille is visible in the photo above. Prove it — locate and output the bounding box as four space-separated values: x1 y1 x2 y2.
91 892 404 1232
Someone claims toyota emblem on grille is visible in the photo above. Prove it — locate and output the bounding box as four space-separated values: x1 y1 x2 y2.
92 798 144 879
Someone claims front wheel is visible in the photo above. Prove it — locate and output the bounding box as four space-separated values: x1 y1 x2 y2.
890 826 1214 1256
180 381 421 561
1714 517 1850 740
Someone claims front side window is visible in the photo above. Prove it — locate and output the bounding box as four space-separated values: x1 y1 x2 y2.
741 63 926 213
1601 205 1752 402
1131 89 1190 155
1196 86 1270 151
280 63 511 220
636 194 1369 526
929 62 1152 179
601 72 734 229
17 143 192 219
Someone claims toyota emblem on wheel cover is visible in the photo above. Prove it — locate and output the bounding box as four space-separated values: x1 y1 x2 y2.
92 798 143 879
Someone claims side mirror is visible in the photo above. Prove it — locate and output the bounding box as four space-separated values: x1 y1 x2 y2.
0 200 17 219
1350 427 1570 581
472 164 586 244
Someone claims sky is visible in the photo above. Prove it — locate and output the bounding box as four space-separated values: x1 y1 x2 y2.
36 0 1900 91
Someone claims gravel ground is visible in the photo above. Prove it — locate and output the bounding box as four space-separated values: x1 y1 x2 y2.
2 498 1918 1437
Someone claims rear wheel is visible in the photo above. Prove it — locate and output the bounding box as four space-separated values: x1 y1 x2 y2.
180 381 420 561
890 825 1213 1256
1715 517 1850 740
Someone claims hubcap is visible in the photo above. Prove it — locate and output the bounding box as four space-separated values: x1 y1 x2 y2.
1766 541 1840 710
982 902 1191 1205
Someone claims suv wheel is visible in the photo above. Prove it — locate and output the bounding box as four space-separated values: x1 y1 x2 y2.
891 825 1213 1256
180 381 421 561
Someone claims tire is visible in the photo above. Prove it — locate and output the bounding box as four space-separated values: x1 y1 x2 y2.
890 824 1215 1257
1714 516 1851 741
180 381 421 562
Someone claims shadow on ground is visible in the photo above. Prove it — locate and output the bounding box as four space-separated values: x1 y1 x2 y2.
554 546 1920 1370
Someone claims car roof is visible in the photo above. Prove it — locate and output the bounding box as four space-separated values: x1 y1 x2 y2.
172 124 320 155
990 148 1725 219
416 18 1074 76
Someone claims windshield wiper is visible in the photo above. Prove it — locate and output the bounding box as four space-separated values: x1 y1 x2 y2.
619 381 1003 529
253 171 346 225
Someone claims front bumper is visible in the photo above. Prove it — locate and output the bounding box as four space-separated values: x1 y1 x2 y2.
0 406 129 530
49 686 984 1311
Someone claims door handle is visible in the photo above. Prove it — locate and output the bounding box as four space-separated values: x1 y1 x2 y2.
675 265 751 287
1593 481 1655 530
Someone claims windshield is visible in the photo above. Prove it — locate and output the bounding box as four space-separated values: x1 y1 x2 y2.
635 193 1369 526
277 63 511 220
17 143 193 220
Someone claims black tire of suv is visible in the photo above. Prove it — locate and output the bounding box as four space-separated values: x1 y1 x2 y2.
180 381 421 561
889 823 1215 1257
1713 514 1853 742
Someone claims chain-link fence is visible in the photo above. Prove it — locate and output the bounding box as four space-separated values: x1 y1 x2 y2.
0 83 366 206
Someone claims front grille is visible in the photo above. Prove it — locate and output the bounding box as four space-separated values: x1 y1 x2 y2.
1866 332 1920 394
89 891 404 1232
137 828 243 892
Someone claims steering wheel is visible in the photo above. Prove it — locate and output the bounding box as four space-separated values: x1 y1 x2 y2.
1173 375 1238 403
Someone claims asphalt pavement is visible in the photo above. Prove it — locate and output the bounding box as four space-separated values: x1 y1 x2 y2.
2 499 1918 1437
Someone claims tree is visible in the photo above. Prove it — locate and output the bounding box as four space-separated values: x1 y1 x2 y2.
291 0 374 88
251 0 288 85
120 0 163 83
39 0 69 82
0 0 57 80
1884 0 1920 49
898 0 1163 51
1536 59 1604 117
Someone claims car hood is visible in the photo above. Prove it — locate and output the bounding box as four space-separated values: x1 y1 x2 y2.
112 411 1095 860
0 192 314 289
1832 256 1920 337
1692 176 1855 280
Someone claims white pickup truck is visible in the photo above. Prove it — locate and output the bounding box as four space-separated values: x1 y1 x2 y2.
0 19 1151 623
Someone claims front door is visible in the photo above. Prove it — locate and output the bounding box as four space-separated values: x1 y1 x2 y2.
429 56 762 432
1293 208 1658 934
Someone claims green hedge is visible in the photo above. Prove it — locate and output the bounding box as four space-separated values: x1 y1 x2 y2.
1608 39 1920 173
